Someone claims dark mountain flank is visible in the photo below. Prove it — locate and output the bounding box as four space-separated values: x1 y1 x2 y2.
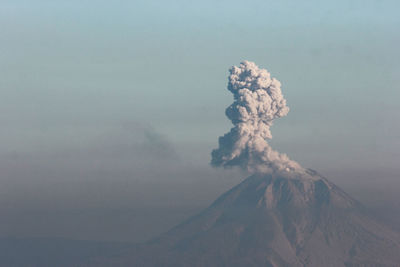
86 170 400 267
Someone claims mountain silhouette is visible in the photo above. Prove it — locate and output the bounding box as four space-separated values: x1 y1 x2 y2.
86 169 400 267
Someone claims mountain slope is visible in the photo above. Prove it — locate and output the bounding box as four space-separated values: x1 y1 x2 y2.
87 170 400 267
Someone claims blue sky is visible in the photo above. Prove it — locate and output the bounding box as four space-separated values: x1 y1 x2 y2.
2 0 399 170
1 0 399 241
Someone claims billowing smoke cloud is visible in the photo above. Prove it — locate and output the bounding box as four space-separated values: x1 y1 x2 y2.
211 61 304 174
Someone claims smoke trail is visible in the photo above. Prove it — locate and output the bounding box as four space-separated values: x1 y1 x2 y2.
211 61 304 174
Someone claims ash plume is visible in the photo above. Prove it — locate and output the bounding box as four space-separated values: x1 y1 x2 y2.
211 61 304 174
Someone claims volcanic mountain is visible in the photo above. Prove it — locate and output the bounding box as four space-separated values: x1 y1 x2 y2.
86 169 400 267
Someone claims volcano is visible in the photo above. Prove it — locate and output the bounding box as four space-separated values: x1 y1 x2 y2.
86 170 400 266
82 61 400 266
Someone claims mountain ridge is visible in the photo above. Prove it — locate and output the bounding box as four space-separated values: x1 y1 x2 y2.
86 170 400 267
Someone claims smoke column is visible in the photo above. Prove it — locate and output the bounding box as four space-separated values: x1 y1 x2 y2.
211 61 304 174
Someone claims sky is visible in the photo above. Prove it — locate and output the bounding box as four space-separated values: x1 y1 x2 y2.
0 0 399 242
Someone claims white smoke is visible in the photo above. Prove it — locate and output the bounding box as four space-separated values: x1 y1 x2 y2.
211 61 304 174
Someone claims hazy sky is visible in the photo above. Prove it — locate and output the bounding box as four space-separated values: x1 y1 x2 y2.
1 0 399 242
